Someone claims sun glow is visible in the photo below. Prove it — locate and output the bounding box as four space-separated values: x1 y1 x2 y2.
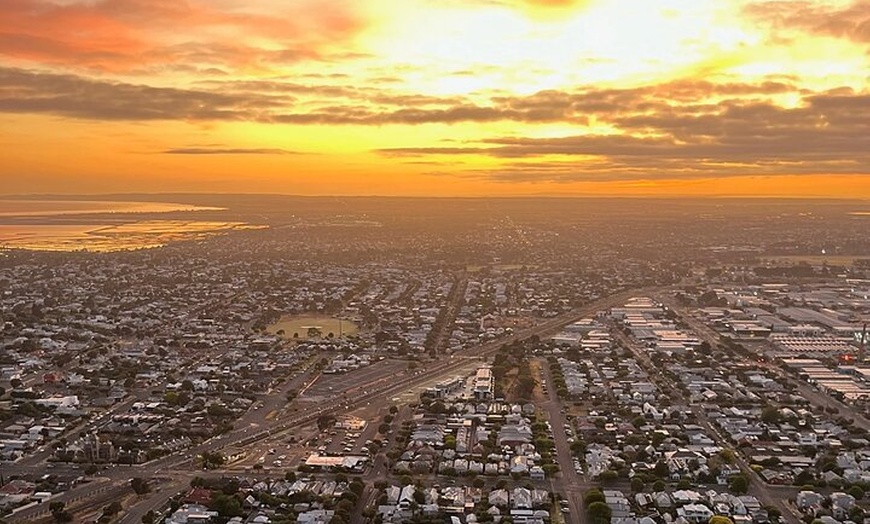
0 0 867 197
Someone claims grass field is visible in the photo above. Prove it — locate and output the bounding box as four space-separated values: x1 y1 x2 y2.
266 315 359 339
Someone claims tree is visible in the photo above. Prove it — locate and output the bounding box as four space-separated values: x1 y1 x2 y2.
211 492 244 517
207 404 233 417
587 501 612 524
141 510 156 524
349 480 365 497
760 406 781 424
334 499 355 520
848 485 865 500
49 502 72 523
794 469 816 485
131 477 151 495
429 401 447 414
103 501 123 516
654 460 670 478
584 489 606 505
200 451 226 469
599 470 619 483
728 474 749 494
317 415 336 431
631 477 645 493
765 506 782 520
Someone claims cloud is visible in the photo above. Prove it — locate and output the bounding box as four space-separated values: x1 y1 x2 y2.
379 147 493 157
3 62 864 176
162 147 300 155
270 104 573 125
2 58 821 128
377 85 870 181
1 67 554 125
0 0 367 72
0 67 287 121
1 61 866 186
745 0 870 43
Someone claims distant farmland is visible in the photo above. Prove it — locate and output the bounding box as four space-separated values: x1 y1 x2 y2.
762 255 864 267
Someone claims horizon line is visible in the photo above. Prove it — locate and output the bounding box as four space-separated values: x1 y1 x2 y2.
2 192 869 202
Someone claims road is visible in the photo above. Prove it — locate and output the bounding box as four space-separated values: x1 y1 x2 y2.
537 358 588 524
351 404 411 524
118 478 188 524
633 295 804 524
431 271 469 353
10 287 657 520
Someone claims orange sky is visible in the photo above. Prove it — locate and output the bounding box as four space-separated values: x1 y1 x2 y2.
0 0 868 197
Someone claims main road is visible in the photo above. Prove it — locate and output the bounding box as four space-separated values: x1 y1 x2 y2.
537 358 590 524
15 287 659 522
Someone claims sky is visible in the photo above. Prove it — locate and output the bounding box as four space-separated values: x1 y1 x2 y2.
0 0 868 197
